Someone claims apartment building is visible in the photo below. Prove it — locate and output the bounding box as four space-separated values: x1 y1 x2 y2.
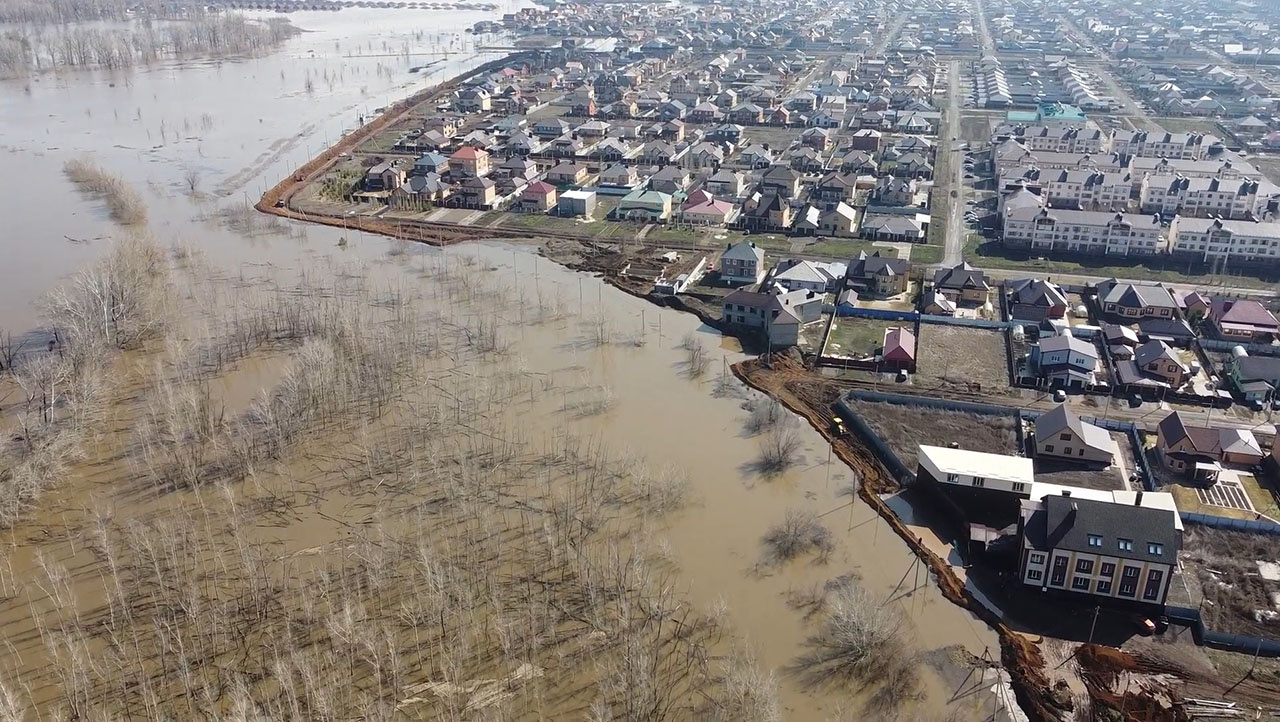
1002 124 1109 154
1110 130 1222 160
1129 157 1264 196
1168 217 1280 263
1140 176 1279 219
1003 206 1165 255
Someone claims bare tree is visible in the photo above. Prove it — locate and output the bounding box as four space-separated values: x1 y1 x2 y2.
183 168 201 194
762 509 834 564
757 426 802 474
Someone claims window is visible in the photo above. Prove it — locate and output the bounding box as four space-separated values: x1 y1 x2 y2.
1072 577 1091 591
946 473 958 483
1012 482 1027 493
973 477 985 488
1076 558 1094 574
1044 444 1054 453
1097 580 1112 595
1051 556 1068 586
1100 563 1115 577
1119 579 1137 597
1144 569 1164 601
1029 553 1045 565
1118 538 1133 552
1060 433 1071 441
1147 543 1163 556
1027 569 1042 581
1087 534 1102 548
1122 565 1140 579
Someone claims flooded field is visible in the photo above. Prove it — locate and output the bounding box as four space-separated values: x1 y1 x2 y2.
0 9 1015 719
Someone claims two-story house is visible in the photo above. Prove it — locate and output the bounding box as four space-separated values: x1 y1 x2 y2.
1034 405 1118 465
719 241 766 285
1034 333 1098 389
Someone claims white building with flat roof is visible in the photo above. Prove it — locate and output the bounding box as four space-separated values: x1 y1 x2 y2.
917 445 1036 494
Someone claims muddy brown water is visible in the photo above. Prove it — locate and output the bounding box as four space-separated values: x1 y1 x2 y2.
0 11 1013 719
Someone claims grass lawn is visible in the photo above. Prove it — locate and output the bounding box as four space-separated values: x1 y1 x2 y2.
1164 483 1267 521
800 237 881 259
1242 472 1280 521
646 225 712 245
964 236 1280 288
824 318 896 358
745 233 795 252
911 243 944 264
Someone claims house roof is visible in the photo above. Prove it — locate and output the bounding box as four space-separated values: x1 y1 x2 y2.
847 250 908 278
524 180 557 196
1040 334 1098 360
1008 278 1068 308
1026 494 1178 564
918 445 1035 485
883 326 916 361
1133 339 1183 369
723 289 773 309
1158 411 1262 459
1035 405 1115 455
451 146 487 160
1211 299 1279 331
722 241 766 263
932 262 990 291
774 260 830 285
1097 279 1176 310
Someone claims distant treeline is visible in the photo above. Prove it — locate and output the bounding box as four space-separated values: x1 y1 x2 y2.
0 14 298 75
0 0 215 25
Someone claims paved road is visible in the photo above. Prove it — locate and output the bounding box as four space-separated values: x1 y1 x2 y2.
942 59 966 267
971 0 994 57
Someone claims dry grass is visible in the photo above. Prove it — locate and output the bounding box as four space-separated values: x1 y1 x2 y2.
915 326 1009 393
848 400 1018 466
63 158 148 226
1183 527 1280 639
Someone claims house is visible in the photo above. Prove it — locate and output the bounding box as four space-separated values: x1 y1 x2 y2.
924 292 957 316
496 156 538 181
800 127 832 151
1208 299 1279 344
546 162 589 186
593 137 633 163
455 86 491 112
738 145 774 169
772 260 834 293
706 169 747 198
413 152 449 176
1007 278 1069 321
1168 217 1280 265
759 165 801 198
519 181 557 212
688 142 726 170
533 118 572 138
648 166 691 195
1129 340 1189 388
813 172 857 207
1171 290 1212 322
616 188 672 222
870 177 918 208
1001 208 1165 256
557 189 596 217
1034 405 1118 465
818 203 858 237
641 141 679 166
390 174 450 208
742 192 793 232
1019 493 1178 607
859 213 928 242
721 288 823 347
505 132 542 156
449 147 491 178
364 161 407 192
931 262 991 305
456 176 496 209
719 241 766 285
845 250 909 298
1095 280 1176 320
681 199 739 226
916 445 1036 497
1224 351 1280 405
1034 333 1098 389
789 147 825 174
1156 411 1263 481
881 327 916 369
599 163 639 188
728 102 764 125
848 129 883 153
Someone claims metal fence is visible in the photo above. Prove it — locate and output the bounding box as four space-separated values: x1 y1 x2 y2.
1181 511 1280 535
1200 338 1280 357
1165 605 1280 657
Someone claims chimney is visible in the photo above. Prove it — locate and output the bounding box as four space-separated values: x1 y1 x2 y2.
1135 490 1144 506
1061 489 1071 497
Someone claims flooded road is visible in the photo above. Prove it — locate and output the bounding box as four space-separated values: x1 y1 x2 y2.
0 10 1012 719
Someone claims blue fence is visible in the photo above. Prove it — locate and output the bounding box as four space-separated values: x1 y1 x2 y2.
920 314 1012 330
1181 512 1280 535
836 307 919 322
846 389 1024 418
833 397 916 483
1165 605 1280 657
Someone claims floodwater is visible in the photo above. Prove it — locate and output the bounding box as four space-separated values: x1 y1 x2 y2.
0 9 1015 719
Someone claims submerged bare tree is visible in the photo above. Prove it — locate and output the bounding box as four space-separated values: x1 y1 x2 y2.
62 158 148 226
